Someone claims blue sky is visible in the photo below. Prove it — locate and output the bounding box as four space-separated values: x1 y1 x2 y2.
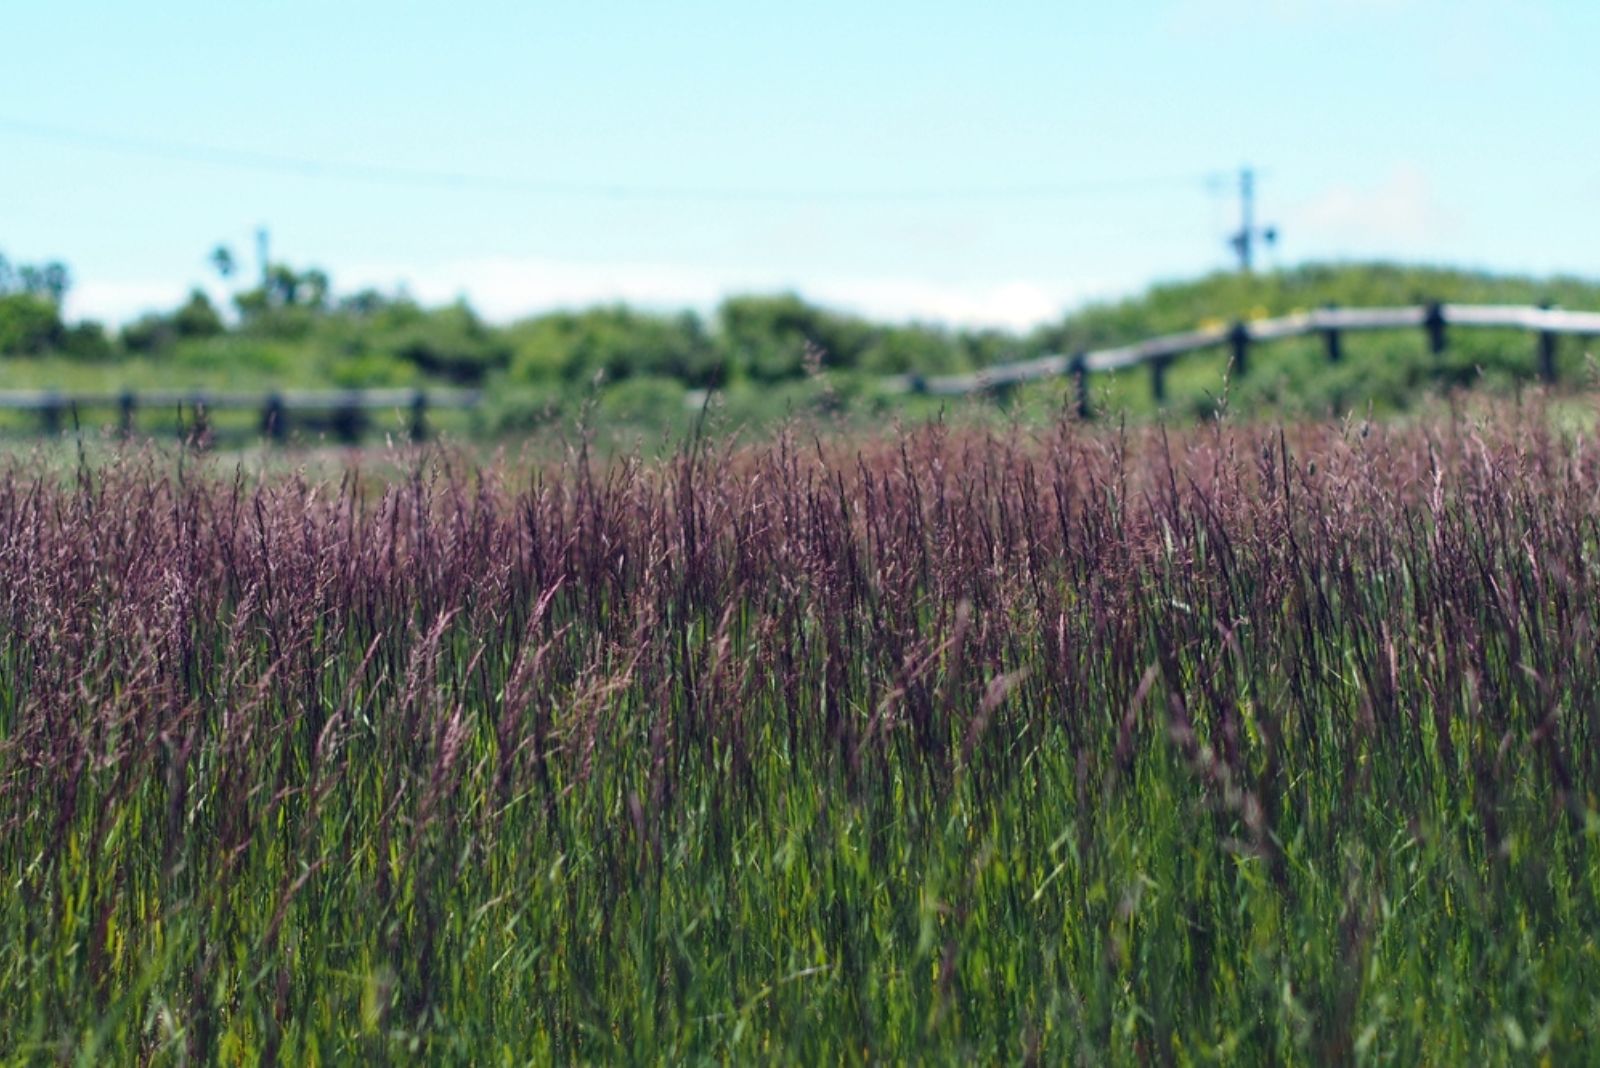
4 1 1597 329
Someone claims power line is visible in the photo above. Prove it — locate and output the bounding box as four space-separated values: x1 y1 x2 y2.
0 114 1222 204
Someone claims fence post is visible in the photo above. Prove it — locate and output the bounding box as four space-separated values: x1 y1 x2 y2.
332 399 362 444
262 393 287 443
41 393 62 437
1150 355 1169 404
1321 304 1343 363
1424 301 1447 356
187 396 210 447
1538 302 1558 384
118 391 136 438
1228 321 1251 378
410 390 428 443
1069 353 1090 420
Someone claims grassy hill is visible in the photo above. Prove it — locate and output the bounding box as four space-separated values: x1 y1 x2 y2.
1050 261 1600 346
1018 262 1600 422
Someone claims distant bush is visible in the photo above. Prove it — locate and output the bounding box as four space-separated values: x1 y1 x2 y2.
0 294 64 355
716 294 878 381
860 324 969 375
380 302 509 385
597 374 689 429
172 290 225 340
168 336 305 379
508 306 720 386
326 350 421 388
60 321 113 361
122 291 229 355
235 305 320 342
120 313 174 355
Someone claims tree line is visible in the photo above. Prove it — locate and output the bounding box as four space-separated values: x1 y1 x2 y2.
0 246 1032 389
5 247 1598 408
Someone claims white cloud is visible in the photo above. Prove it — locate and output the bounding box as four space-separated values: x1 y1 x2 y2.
344 257 1112 331
351 259 730 321
1289 164 1456 251
65 279 193 325
802 277 1078 331
65 277 243 327
62 256 1118 333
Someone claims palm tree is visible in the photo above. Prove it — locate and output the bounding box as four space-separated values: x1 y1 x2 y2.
210 245 236 281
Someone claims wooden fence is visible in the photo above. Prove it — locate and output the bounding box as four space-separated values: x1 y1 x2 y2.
882 302 1600 416
9 303 1600 439
0 388 482 442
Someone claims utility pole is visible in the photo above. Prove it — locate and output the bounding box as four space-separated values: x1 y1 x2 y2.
256 227 270 287
1227 166 1277 273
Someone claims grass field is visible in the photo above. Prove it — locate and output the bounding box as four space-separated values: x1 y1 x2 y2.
3 401 1600 1062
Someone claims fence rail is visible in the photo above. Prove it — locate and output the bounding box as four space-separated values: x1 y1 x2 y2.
882 302 1600 412
0 388 481 441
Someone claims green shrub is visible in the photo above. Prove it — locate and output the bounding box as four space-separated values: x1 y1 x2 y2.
859 325 965 375
508 307 720 386
382 302 509 384
716 294 877 381
326 350 421 388
174 292 224 339
59 321 113 361
597 374 689 427
0 293 64 355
